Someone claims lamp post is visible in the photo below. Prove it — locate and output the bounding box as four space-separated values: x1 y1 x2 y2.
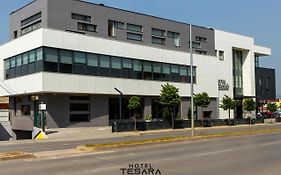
190 24 195 137
39 102 46 132
114 87 123 120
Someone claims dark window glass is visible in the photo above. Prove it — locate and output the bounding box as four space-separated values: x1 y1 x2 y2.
15 55 22 77
78 22 97 32
21 53 28 75
21 12 42 26
4 59 10 79
71 13 91 22
9 57 16 78
59 50 72 73
127 32 143 41
132 60 143 79
87 53 99 76
44 48 58 72
99 55 110 77
153 62 162 81
21 21 41 35
127 23 143 32
22 105 31 115
171 64 179 82
179 66 188 82
70 103 90 111
162 63 170 81
28 50 36 74
73 52 87 74
122 58 132 78
111 57 122 78
70 114 89 122
143 61 152 80
36 48 43 72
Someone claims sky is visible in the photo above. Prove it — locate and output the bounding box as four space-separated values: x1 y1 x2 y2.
1 0 280 95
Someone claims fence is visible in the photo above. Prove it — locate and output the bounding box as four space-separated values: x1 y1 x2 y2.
112 118 270 132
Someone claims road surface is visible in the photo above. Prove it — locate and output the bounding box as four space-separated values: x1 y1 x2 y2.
1 132 281 175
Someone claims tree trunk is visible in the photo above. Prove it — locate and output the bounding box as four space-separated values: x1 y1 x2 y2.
228 109 231 126
134 111 137 131
170 107 174 129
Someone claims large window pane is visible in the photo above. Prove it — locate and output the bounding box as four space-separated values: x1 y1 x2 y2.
36 48 43 61
153 62 161 80
99 55 110 77
87 53 98 76
4 59 10 79
36 48 43 72
28 50 36 74
162 63 170 81
143 61 152 80
132 60 142 79
44 48 58 72
127 33 143 41
171 64 179 82
127 23 142 32
111 57 121 78
122 58 132 78
59 50 72 73
9 57 16 78
179 66 187 82
74 52 86 64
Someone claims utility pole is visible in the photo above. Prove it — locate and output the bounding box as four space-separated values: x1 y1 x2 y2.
114 87 123 120
190 24 195 137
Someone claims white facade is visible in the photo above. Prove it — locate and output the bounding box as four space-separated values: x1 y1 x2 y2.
0 28 271 120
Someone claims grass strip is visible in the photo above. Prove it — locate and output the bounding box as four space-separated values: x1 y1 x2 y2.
77 128 281 151
0 152 35 161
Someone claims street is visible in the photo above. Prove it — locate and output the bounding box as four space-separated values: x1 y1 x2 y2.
1 132 281 175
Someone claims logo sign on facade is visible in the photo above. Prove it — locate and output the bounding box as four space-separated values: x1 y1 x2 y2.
218 80 229 91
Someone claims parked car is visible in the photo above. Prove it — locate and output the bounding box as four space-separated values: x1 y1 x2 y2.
261 111 273 118
273 110 281 117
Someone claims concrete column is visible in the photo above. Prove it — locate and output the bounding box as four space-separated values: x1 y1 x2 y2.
144 97 152 119
92 95 109 126
180 98 190 119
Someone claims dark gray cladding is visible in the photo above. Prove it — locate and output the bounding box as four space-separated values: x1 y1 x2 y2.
255 67 276 100
10 0 215 56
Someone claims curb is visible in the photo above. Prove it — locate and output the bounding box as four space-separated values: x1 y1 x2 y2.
0 152 35 161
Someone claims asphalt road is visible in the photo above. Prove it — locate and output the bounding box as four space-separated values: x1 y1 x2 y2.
0 124 281 153
1 132 281 175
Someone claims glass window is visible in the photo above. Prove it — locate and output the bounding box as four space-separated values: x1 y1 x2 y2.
87 53 98 66
162 63 170 81
143 61 152 72
74 52 86 64
99 55 110 68
60 50 72 64
152 37 165 45
45 48 58 62
16 56 21 67
123 59 132 69
10 57 16 68
78 22 97 32
22 53 28 65
36 48 43 61
71 13 91 22
171 64 179 81
179 66 187 76
111 57 121 69
133 60 142 71
127 23 143 32
153 62 161 81
171 65 179 73
152 28 165 37
219 50 224 60
167 32 180 47
127 33 143 41
29 50 36 63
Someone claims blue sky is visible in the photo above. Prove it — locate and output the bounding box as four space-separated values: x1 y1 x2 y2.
1 0 280 95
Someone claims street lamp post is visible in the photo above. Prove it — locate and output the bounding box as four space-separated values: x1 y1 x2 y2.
114 87 123 120
190 24 195 137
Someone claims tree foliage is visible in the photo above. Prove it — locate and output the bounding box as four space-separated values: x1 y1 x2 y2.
159 83 181 107
128 96 141 111
194 92 211 108
242 98 256 112
267 103 277 113
220 95 237 125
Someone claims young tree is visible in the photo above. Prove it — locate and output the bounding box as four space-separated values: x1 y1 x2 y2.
220 95 237 126
267 102 277 114
128 96 141 131
242 98 256 125
159 83 181 129
194 92 211 119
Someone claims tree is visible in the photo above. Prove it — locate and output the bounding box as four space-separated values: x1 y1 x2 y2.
220 95 237 126
242 98 256 125
159 83 181 129
194 92 211 119
128 96 141 131
267 103 277 114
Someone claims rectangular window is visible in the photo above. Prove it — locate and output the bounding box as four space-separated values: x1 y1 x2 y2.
70 103 90 111
22 53 29 65
111 57 122 78
36 48 43 61
152 37 165 45
16 55 21 67
196 50 207 55
167 31 180 47
195 36 207 42
21 21 41 35
78 22 97 32
122 58 132 78
162 63 171 81
21 12 42 26
29 50 36 63
99 55 110 77
143 61 152 80
4 59 10 79
152 28 165 37
70 114 90 122
179 66 188 82
35 48 43 72
10 57 16 68
87 53 98 66
127 32 143 41
28 50 36 74
127 23 143 33
44 48 58 72
74 52 86 64
108 20 125 37
190 42 201 49
59 50 72 73
132 60 143 79
153 62 161 81
171 64 179 82
219 50 224 60
71 13 91 22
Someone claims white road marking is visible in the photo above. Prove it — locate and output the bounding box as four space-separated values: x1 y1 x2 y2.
262 140 281 146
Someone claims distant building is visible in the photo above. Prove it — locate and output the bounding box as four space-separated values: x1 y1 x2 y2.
0 0 272 128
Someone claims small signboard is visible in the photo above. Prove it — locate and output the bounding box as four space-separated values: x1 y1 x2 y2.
218 80 229 91
39 103 47 111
